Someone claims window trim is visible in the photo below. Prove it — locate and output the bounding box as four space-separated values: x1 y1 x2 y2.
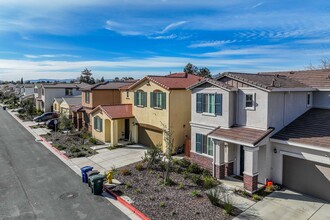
244 93 255 110
85 91 90 103
307 92 312 107
94 116 103 132
202 93 215 114
135 90 147 107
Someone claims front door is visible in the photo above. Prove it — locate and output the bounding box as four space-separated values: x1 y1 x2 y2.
124 119 130 140
240 145 245 176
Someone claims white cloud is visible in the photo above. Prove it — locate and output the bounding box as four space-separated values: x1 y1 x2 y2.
24 54 79 59
159 21 187 34
188 40 235 48
251 2 264 9
148 34 177 40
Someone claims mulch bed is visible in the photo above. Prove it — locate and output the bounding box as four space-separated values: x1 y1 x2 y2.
41 131 102 158
114 162 240 220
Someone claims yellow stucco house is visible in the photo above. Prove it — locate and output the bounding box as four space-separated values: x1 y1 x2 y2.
52 95 81 118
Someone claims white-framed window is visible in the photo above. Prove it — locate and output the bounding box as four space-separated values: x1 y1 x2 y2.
244 93 255 110
85 91 90 103
94 116 103 132
195 133 213 156
307 92 312 107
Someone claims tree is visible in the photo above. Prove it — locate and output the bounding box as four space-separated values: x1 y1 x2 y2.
306 57 330 70
59 114 73 132
161 123 175 185
21 99 35 120
20 77 24 84
100 76 105 82
198 67 212 78
79 68 95 84
184 63 199 75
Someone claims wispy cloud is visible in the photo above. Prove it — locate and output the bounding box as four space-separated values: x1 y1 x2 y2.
24 54 79 59
251 2 264 9
148 34 177 40
188 40 236 48
159 21 187 34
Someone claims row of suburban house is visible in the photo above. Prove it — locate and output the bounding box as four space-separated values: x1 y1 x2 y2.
3 69 330 201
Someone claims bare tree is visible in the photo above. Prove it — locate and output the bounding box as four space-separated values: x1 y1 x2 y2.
306 57 330 70
161 122 174 185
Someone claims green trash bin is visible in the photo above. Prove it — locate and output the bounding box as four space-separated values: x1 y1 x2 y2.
90 174 105 195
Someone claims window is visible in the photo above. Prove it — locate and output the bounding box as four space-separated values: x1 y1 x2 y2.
307 92 312 107
65 88 73 96
134 90 147 107
94 116 103 132
196 93 222 115
42 88 44 95
126 90 129 99
244 93 255 110
195 133 213 156
85 91 90 103
150 91 166 109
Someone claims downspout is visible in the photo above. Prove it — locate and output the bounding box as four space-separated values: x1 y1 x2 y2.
236 90 239 125
283 92 286 127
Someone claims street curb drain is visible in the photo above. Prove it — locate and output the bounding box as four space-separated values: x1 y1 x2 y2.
59 192 79 200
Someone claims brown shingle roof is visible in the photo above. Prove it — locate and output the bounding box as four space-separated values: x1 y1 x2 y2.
259 69 330 90
272 108 330 149
82 81 136 91
208 125 274 147
43 82 88 89
70 104 83 112
129 73 204 90
218 72 310 91
187 78 235 91
91 104 133 119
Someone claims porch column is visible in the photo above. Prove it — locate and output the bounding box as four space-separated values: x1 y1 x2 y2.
224 142 234 176
111 120 118 146
213 140 225 179
243 146 259 193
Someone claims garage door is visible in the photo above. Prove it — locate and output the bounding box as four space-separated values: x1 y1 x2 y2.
138 125 163 147
283 155 330 202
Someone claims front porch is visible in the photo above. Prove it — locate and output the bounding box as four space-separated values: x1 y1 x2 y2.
209 125 274 193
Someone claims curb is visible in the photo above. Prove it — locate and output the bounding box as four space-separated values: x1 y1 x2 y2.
38 136 69 160
104 187 150 220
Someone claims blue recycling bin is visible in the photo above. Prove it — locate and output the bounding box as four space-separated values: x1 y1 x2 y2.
81 166 93 183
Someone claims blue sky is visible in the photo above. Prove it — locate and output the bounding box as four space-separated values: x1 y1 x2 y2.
1 0 330 81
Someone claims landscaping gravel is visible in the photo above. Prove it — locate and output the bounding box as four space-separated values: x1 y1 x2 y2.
114 162 238 220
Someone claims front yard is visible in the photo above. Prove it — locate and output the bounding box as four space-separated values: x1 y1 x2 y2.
113 157 241 220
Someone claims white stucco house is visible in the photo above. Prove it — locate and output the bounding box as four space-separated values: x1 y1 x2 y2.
188 70 330 202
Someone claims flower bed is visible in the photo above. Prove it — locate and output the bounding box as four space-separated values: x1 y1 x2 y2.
113 159 241 220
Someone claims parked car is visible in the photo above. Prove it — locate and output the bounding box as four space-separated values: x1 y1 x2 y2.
33 112 58 122
46 119 60 130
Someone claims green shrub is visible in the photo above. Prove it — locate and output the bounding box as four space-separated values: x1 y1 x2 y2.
182 171 190 179
120 169 131 176
224 202 233 214
134 163 144 171
191 190 201 197
202 175 218 189
76 152 87 157
242 190 250 197
187 163 203 174
159 201 166 207
190 175 203 186
89 137 98 144
206 188 221 206
177 158 191 168
125 182 132 189
252 194 262 201
265 184 279 192
135 188 141 194
178 183 185 189
70 147 80 153
202 169 212 177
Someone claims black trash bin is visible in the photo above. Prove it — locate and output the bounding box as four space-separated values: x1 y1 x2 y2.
3 106 6 110
90 174 105 195
87 170 100 187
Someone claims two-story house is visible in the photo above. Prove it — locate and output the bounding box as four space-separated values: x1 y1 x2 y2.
20 84 35 102
38 83 87 112
188 70 330 201
52 95 81 118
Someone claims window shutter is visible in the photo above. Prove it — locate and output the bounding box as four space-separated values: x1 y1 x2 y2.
150 92 154 108
143 92 147 107
94 117 97 130
161 93 166 109
215 94 222 115
196 93 202 113
134 92 138 106
196 133 202 153
99 118 103 132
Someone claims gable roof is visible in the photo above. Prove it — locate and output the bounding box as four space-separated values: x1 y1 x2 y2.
81 81 137 91
187 78 236 91
216 72 311 92
70 104 83 112
53 98 63 103
259 69 330 91
61 95 82 106
42 82 88 89
129 72 204 90
271 108 330 150
91 104 134 119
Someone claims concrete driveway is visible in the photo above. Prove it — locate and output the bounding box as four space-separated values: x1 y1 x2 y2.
235 189 330 220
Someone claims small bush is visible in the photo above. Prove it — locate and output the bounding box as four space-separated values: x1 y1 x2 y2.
76 152 87 157
163 178 176 186
182 171 190 179
187 163 203 174
242 190 250 197
125 182 132 189
70 147 80 153
265 184 279 192
149 196 155 201
190 175 203 186
177 158 191 168
172 158 180 165
135 188 142 194
178 183 185 189
224 202 233 214
191 190 201 197
134 163 144 171
159 201 166 208
120 169 131 176
206 188 222 206
89 137 98 144
202 169 212 177
252 194 262 201
202 175 218 189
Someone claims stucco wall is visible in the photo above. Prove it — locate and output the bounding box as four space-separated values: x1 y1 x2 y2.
268 91 311 132
82 90 121 109
313 91 330 109
236 88 268 129
60 101 70 117
191 85 231 128
42 87 81 112
91 110 108 143
270 142 330 184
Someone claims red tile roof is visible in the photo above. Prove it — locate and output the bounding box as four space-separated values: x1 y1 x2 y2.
129 72 204 90
208 125 274 147
91 104 134 119
272 108 330 149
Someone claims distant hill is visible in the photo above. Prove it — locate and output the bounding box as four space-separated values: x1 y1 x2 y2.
28 79 75 83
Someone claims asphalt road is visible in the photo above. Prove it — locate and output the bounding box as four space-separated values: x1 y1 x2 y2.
0 109 129 220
